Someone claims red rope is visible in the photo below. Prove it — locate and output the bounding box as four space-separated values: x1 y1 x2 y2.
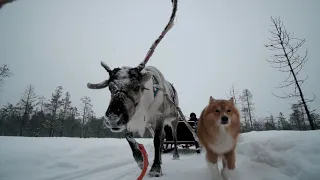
137 144 149 180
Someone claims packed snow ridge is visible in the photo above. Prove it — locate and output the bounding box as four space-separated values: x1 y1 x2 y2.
0 130 320 180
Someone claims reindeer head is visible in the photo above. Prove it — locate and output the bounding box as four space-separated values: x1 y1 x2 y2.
87 0 178 132
87 62 152 132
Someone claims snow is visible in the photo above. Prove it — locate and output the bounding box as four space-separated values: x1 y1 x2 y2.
1 130 320 180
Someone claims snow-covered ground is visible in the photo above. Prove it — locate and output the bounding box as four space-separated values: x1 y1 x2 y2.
1 130 320 180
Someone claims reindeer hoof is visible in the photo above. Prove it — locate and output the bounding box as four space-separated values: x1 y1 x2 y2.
148 163 162 177
173 154 180 160
132 148 144 170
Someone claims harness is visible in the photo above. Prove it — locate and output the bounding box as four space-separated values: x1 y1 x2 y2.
152 75 176 103
152 75 160 97
149 75 198 141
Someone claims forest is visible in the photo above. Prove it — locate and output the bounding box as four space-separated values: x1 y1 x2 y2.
0 77 319 138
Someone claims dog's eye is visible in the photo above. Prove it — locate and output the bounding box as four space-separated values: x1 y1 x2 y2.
227 109 231 112
215 109 220 112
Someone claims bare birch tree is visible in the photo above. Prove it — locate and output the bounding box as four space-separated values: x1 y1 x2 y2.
80 96 93 138
226 84 239 105
239 89 254 131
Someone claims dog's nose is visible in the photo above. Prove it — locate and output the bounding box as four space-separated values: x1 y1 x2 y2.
221 116 229 124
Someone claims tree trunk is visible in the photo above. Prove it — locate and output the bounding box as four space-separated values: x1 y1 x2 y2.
279 39 315 130
245 90 253 130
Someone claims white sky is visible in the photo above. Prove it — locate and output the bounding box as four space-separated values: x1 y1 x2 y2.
0 0 319 119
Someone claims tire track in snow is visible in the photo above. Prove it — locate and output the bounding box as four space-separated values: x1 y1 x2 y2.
109 151 202 180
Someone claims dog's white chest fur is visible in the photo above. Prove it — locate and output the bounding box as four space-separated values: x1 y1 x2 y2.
210 126 234 154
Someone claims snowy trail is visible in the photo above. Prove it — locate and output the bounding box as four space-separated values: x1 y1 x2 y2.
1 130 320 180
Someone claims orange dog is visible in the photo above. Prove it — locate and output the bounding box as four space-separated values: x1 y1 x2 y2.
197 96 240 180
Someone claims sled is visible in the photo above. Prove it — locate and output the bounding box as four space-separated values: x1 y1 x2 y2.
162 119 201 154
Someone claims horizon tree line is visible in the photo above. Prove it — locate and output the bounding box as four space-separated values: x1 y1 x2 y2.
227 86 319 132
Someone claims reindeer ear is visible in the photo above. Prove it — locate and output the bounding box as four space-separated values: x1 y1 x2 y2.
140 71 152 85
209 96 215 104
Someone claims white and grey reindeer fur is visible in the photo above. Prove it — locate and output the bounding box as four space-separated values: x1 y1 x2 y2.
126 66 179 136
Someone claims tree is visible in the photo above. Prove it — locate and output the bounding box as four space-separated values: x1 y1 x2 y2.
67 106 80 137
265 17 315 130
226 84 239 105
45 86 63 137
277 112 287 130
28 111 45 137
0 103 20 135
80 96 94 138
0 64 13 90
239 89 254 131
59 92 72 136
289 103 303 130
86 117 105 138
310 113 320 129
264 114 276 130
0 104 11 135
240 107 249 131
38 96 46 112
298 103 307 130
17 84 38 136
252 117 265 131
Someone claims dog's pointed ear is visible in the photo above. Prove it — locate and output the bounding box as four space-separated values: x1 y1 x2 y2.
209 96 215 104
229 97 234 104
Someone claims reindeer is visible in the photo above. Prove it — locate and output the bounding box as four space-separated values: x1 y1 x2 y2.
87 0 179 177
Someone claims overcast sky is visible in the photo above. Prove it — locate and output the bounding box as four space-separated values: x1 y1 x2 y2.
0 0 319 120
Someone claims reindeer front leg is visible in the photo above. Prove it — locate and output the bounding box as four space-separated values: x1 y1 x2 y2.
125 131 144 170
148 120 164 177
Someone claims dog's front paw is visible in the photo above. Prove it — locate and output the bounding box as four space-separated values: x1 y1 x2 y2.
208 163 222 180
221 168 233 180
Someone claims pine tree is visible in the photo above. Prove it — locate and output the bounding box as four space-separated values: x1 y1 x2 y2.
17 85 38 136
59 92 72 136
45 86 63 137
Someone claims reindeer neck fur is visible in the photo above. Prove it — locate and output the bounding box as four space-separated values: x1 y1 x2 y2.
126 66 177 136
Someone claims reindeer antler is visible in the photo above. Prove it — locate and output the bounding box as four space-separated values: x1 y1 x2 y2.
0 0 16 9
136 0 178 72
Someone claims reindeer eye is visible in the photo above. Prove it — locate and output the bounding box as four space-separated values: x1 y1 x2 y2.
134 86 140 92
215 109 220 113
227 109 231 112
109 83 117 92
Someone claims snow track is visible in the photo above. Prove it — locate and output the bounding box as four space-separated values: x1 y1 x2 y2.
1 130 320 180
